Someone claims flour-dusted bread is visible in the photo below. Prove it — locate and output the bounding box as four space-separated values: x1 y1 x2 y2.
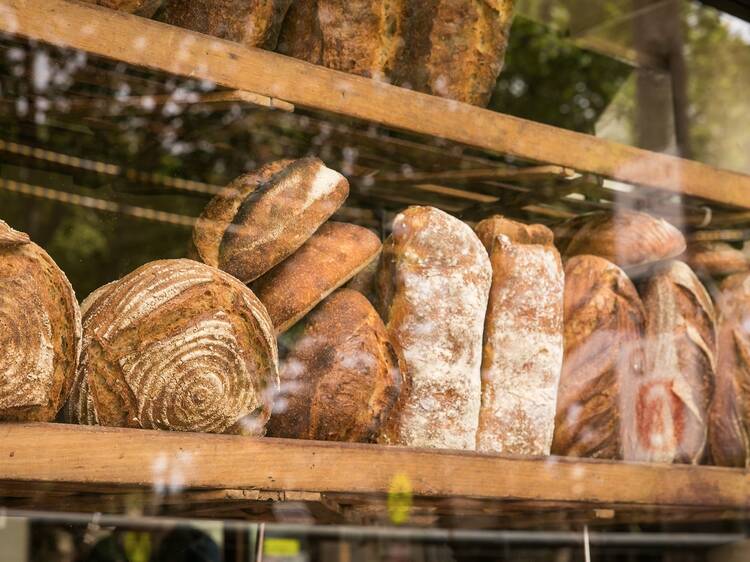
708 272 750 467
81 0 162 16
394 0 516 106
636 261 716 464
252 222 382 334
277 0 405 80
219 158 349 283
474 217 563 455
557 211 686 270
67 259 278 435
0 221 81 422
266 289 401 442
552 255 645 459
686 242 750 278
159 0 293 49
376 206 491 450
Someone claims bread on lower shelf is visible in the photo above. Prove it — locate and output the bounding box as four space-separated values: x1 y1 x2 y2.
0 220 82 422
267 289 401 442
474 217 564 456
376 206 491 450
66 259 279 435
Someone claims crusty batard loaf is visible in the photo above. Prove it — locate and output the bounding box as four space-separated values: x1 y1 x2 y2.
67 259 279 435
159 0 293 49
707 272 750 467
191 159 293 268
394 0 516 106
636 260 716 464
219 158 349 283
277 0 405 80
557 211 686 269
0 221 81 422
376 206 492 450
81 0 162 16
552 255 645 459
252 222 381 334
266 289 401 441
474 217 563 455
686 242 750 278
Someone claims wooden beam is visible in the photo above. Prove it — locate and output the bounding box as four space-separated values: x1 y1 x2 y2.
3 0 750 209
0 424 747 510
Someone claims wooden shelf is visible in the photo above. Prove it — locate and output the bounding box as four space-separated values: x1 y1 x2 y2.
0 423 748 528
3 0 750 211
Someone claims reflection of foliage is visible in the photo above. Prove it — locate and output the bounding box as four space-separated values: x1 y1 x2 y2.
490 16 632 133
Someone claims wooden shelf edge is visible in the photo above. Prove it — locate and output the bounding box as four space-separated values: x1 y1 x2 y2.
3 0 750 209
0 423 747 511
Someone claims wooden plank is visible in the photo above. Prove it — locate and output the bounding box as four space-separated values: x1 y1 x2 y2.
3 0 750 209
0 424 747 510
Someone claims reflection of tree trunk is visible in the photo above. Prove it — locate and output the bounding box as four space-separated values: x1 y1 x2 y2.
632 0 692 158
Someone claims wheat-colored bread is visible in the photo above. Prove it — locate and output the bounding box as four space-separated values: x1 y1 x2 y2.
474 217 563 455
266 289 401 442
252 222 382 334
708 272 750 467
686 242 750 278
67 259 278 435
376 206 491 450
0 220 81 421
557 211 686 269
552 255 645 459
218 158 349 283
636 260 716 464
81 0 162 16
158 0 293 49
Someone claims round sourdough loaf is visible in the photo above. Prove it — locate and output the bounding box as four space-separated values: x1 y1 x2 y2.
267 288 401 442
0 220 81 421
68 259 278 435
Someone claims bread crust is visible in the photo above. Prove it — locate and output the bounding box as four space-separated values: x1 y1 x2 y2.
686 242 750 278
82 0 162 16
474 217 563 455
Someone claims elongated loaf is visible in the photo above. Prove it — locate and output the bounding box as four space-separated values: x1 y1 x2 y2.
557 211 685 269
474 217 563 455
376 206 491 450
82 0 162 16
252 222 382 334
219 158 349 283
636 261 716 464
67 259 279 435
0 221 81 422
687 242 750 278
552 255 645 459
708 272 750 467
159 0 293 49
267 289 401 442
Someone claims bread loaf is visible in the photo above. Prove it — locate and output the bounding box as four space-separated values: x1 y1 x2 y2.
252 222 381 334
558 211 686 269
0 220 81 422
219 158 349 283
394 0 516 106
277 0 404 80
552 255 645 459
708 272 750 467
376 206 491 450
67 259 279 435
474 217 563 455
686 242 750 278
159 0 293 49
266 289 401 441
636 261 716 464
81 0 162 16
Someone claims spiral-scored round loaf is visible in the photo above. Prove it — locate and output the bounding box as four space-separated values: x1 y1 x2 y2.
67 259 278 434
0 220 82 421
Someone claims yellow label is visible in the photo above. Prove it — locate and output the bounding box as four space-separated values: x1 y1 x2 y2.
123 531 151 562
264 538 301 556
387 473 413 525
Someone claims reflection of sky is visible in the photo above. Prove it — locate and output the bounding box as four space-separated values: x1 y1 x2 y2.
721 12 750 42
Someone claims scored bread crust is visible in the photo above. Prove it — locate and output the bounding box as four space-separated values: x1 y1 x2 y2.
474 217 564 455
252 222 382 334
0 220 81 421
376 206 491 450
266 289 401 442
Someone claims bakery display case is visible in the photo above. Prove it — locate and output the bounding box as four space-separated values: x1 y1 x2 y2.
1 0 750 560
